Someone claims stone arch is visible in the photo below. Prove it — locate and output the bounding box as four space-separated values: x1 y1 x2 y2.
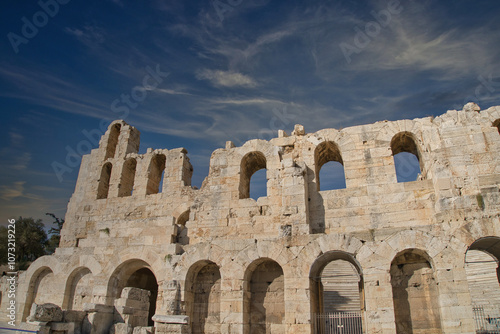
105 122 121 160
239 151 267 199
390 248 442 334
107 259 159 326
314 141 346 191
97 162 113 199
185 260 221 333
146 153 166 195
391 131 423 182
377 229 448 268
119 157 137 197
62 267 94 310
310 251 364 333
243 258 285 333
465 237 500 316
22 266 55 321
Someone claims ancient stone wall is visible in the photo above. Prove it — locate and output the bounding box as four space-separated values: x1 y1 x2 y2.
2 103 500 333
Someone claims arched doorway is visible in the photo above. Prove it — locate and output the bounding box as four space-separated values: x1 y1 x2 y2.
465 237 500 332
108 260 159 327
63 267 93 310
390 249 442 334
244 258 285 333
310 251 364 333
185 261 221 333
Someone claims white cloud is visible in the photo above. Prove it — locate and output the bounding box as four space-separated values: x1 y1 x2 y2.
196 69 257 87
0 181 25 200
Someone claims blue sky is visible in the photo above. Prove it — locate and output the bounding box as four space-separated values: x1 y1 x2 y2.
1 0 500 227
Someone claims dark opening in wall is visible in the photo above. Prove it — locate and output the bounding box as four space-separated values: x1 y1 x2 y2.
239 151 267 199
146 154 166 195
119 158 137 197
391 132 422 182
125 268 158 326
315 141 346 191
97 162 112 199
105 123 121 160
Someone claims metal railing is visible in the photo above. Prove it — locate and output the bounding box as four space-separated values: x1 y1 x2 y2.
313 312 363 334
473 305 500 334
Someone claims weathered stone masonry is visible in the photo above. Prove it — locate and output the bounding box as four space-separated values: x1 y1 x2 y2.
4 103 500 333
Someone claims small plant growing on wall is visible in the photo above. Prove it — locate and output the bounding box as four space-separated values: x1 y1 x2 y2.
476 194 485 210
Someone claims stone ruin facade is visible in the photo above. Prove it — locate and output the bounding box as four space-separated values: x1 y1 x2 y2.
2 103 500 334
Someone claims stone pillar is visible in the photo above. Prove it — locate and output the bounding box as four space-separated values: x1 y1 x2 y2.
363 269 397 334
280 157 310 235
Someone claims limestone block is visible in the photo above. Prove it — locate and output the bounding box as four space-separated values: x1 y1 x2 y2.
50 322 75 332
121 287 151 302
111 322 133 334
28 303 63 322
152 314 189 324
132 326 154 334
63 309 87 323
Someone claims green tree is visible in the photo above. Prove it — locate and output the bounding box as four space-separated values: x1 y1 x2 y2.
0 225 8 264
0 217 48 269
15 217 48 269
45 213 64 254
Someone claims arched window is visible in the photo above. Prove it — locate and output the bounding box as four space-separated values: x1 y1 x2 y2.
315 141 346 191
105 123 121 160
146 154 166 195
391 132 422 182
239 151 267 199
390 249 442 333
493 119 500 134
97 162 112 199
118 158 137 197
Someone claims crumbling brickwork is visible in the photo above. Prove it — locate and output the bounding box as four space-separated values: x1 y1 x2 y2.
3 103 500 333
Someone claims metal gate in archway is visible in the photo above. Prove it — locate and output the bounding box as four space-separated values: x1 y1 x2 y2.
313 312 363 334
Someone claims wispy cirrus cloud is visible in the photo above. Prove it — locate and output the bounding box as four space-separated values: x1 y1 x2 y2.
196 69 257 88
0 181 25 201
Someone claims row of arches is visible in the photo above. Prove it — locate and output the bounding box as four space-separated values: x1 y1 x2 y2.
23 236 500 333
240 131 425 201
97 153 166 199
98 119 500 201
